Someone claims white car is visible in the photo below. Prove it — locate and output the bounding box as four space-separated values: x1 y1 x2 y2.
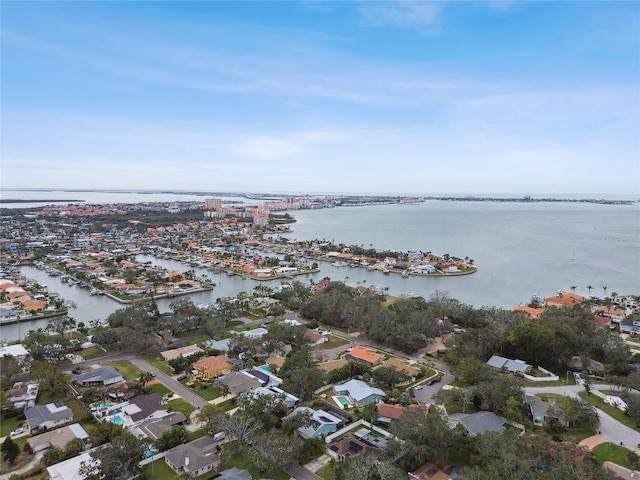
10 427 24 437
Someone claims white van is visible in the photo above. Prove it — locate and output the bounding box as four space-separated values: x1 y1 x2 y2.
213 432 225 441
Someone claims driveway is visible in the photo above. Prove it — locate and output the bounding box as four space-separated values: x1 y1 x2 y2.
526 385 640 449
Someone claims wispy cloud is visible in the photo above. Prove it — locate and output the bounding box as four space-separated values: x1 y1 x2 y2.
358 1 445 32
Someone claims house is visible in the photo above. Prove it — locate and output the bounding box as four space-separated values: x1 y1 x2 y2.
288 406 342 439
161 345 204 362
333 379 386 406
135 412 188 440
75 366 124 387
568 356 605 373
7 381 39 409
409 460 459 480
344 346 384 365
382 357 420 378
219 371 263 395
193 355 232 380
525 395 568 427
620 319 640 336
486 355 532 374
605 394 628 411
545 293 584 308
514 305 545 320
250 386 299 408
448 411 506 436
28 423 89 453
264 355 287 369
304 329 328 346
204 338 232 352
0 343 29 362
25 402 74 433
318 359 348 373
165 436 221 477
326 427 388 461
377 403 429 427
238 327 269 339
46 449 95 480
120 394 166 424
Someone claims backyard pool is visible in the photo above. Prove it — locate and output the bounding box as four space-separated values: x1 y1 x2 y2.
97 403 114 409
260 365 270 372
111 415 125 425
333 395 353 409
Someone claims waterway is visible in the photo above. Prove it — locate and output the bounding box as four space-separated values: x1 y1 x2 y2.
1 194 638 342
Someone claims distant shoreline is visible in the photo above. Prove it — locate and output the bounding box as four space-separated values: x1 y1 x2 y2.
0 199 85 204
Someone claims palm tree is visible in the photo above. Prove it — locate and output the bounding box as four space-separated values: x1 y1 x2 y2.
602 286 608 298
586 285 593 296
570 286 577 294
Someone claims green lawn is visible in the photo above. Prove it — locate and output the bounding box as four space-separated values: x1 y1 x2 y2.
79 347 108 360
0 414 25 437
315 334 351 350
593 442 636 469
578 392 638 429
227 320 244 327
316 462 337 480
184 335 212 346
143 458 182 480
146 383 171 396
106 360 143 381
188 382 222 401
166 398 196 419
217 398 238 412
139 352 173 375
187 428 209 441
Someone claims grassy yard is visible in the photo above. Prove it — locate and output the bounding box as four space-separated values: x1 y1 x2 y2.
578 392 638 429
217 398 238 412
227 320 244 327
187 428 209 441
106 360 143 381
592 442 636 469
139 352 173 375
166 398 196 419
143 458 182 480
315 334 351 350
316 462 337 480
0 414 25 437
79 347 108 360
184 335 212 346
187 382 222 401
146 382 171 396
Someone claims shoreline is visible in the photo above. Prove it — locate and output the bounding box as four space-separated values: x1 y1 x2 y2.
0 309 68 326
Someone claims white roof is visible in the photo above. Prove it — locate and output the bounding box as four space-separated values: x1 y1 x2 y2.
47 450 96 480
0 344 29 357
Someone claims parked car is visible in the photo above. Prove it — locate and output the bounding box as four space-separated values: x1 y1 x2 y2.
72 368 81 375
176 374 187 381
10 427 24 437
213 432 226 441
426 379 436 386
414 385 423 391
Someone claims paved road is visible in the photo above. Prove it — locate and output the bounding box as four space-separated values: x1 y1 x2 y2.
526 385 640 449
128 356 208 409
286 464 323 480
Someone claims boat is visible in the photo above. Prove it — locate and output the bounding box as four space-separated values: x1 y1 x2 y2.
402 270 409 278
332 261 348 267
382 269 390 274
90 288 100 296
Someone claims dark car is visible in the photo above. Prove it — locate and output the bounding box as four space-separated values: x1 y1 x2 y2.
426 379 435 386
176 374 187 381
72 368 81 375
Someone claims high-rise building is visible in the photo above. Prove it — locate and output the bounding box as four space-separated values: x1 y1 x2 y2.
205 198 222 210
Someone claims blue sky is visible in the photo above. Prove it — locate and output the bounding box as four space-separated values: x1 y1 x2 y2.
2 1 638 195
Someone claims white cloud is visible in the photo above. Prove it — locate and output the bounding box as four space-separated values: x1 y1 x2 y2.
358 1 445 31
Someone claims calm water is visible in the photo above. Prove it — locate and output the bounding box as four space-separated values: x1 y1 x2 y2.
1 195 638 342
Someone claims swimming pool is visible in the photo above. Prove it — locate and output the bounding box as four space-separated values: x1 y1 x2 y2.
334 395 353 408
260 365 270 371
97 403 113 409
111 415 124 425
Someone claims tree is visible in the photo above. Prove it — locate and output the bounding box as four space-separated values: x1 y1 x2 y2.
281 409 314 435
155 425 188 452
372 366 409 389
30 360 67 397
80 430 147 480
361 403 379 424
238 391 285 431
548 397 598 429
2 437 20 465
43 446 64 466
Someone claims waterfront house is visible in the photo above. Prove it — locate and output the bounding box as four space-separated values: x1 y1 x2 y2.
333 379 386 406
193 355 233 380
0 343 30 362
165 436 221 477
514 305 545 320
75 366 124 387
25 402 74 433
545 293 584 308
